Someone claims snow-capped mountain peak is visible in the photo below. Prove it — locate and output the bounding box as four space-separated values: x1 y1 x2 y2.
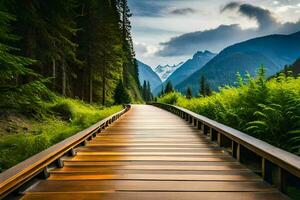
154 62 184 81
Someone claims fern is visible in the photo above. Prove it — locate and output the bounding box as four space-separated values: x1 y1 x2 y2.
158 67 300 155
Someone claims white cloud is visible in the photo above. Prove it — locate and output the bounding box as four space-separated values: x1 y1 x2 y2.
275 5 298 12
134 42 158 58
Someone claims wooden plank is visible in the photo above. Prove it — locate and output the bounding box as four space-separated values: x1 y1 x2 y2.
63 161 241 167
48 173 261 181
64 155 233 162
25 180 275 192
21 192 288 200
60 164 248 171
21 105 286 200
50 168 251 174
76 152 225 156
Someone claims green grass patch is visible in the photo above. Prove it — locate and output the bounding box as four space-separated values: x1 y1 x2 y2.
0 97 122 172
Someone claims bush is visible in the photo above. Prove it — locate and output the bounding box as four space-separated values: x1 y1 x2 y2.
158 92 182 105
50 101 73 121
158 71 300 156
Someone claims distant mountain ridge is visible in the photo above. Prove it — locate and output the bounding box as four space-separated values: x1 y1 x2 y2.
154 50 216 94
137 60 162 92
154 62 184 81
176 31 300 94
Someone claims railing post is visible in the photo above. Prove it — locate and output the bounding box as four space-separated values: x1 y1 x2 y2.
217 132 221 146
236 143 241 162
201 123 204 134
262 157 266 180
197 121 202 130
69 148 76 156
56 157 64 168
210 128 213 141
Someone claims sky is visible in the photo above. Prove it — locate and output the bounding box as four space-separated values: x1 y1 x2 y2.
128 0 300 67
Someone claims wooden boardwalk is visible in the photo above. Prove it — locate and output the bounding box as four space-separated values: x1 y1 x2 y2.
22 105 287 200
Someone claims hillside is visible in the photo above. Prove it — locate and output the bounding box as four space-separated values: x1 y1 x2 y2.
154 51 215 94
176 31 300 93
137 60 162 91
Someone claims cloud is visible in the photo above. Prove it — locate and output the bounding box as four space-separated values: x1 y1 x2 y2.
134 42 158 58
170 8 196 15
157 2 300 57
221 2 277 31
128 0 166 17
157 24 253 56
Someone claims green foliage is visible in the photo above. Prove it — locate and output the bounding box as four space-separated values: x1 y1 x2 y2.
0 98 122 171
142 81 152 102
186 87 193 99
199 75 211 97
113 80 131 105
158 92 181 105
1 0 141 108
0 10 50 115
164 81 174 94
158 70 300 155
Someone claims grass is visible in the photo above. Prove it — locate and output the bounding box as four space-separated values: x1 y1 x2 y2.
157 70 300 156
0 97 122 172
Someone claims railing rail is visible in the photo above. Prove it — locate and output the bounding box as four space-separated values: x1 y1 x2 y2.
0 105 131 199
151 102 300 195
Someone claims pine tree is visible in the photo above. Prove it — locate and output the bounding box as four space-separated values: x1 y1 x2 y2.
0 10 48 113
199 75 211 97
159 86 164 97
113 80 131 104
164 82 174 94
146 81 152 101
142 81 147 100
0 0 142 107
117 0 141 100
186 87 192 99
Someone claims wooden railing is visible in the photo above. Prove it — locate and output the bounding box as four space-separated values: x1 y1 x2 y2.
151 103 300 196
0 105 131 199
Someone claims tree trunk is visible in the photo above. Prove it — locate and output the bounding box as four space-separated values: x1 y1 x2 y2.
62 59 66 96
89 71 93 104
81 70 85 101
102 76 106 105
102 56 106 106
52 58 56 90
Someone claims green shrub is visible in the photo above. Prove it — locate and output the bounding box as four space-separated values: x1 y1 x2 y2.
50 101 73 121
158 71 300 155
158 92 182 105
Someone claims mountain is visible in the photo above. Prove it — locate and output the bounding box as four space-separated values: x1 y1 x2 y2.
176 31 300 94
137 60 162 91
154 62 184 81
154 51 215 94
